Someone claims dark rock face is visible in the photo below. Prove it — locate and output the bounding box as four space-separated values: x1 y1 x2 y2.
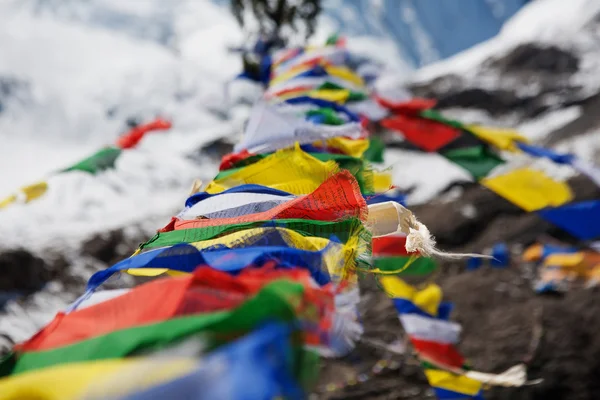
489 44 580 75
0 76 31 114
434 87 532 116
81 228 147 266
0 249 53 293
409 44 595 120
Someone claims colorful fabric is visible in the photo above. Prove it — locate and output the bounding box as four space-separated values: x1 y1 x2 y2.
18 268 321 353
465 125 529 152
537 200 600 240
376 96 437 115
91 243 336 285
62 147 122 174
5 269 330 376
204 145 342 195
0 181 48 209
115 118 172 149
482 168 574 212
215 151 374 194
381 114 461 152
96 324 311 400
168 171 366 231
0 358 196 400
363 137 385 163
441 145 504 180
419 109 465 130
142 218 366 251
381 276 484 397
233 102 363 154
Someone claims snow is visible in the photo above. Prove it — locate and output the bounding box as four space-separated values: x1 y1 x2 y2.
412 0 600 83
0 0 246 249
517 107 583 141
557 128 600 162
383 149 473 205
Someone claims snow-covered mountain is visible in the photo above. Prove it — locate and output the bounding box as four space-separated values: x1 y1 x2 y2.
319 0 530 67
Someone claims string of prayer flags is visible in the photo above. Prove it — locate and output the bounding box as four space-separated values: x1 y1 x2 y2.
0 118 172 210
381 276 527 397
2 35 546 400
4 268 332 377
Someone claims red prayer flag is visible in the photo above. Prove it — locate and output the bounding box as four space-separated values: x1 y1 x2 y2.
16 267 325 353
411 338 465 369
162 170 367 232
372 235 420 257
219 149 254 171
375 97 437 116
116 118 172 149
380 114 460 152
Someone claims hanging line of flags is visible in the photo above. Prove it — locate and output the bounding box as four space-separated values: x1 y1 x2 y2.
376 97 600 243
0 35 541 399
0 118 172 210
375 95 600 293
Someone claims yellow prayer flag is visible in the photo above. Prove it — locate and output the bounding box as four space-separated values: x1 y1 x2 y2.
308 89 350 104
379 277 442 317
543 253 585 269
270 64 313 87
322 137 369 158
0 358 195 400
373 170 393 193
204 145 339 195
466 125 529 152
522 243 543 262
0 194 17 209
481 168 573 212
0 181 49 210
271 63 364 89
324 65 365 87
424 370 483 396
21 181 49 202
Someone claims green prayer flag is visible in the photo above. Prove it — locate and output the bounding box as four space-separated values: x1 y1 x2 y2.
325 33 340 46
141 218 368 251
306 108 345 125
62 147 122 174
441 145 505 180
316 82 368 102
420 109 465 130
363 137 385 163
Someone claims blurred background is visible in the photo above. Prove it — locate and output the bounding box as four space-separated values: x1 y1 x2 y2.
0 0 599 398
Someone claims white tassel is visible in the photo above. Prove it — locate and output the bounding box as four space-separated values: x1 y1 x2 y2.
465 364 540 387
368 202 492 259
